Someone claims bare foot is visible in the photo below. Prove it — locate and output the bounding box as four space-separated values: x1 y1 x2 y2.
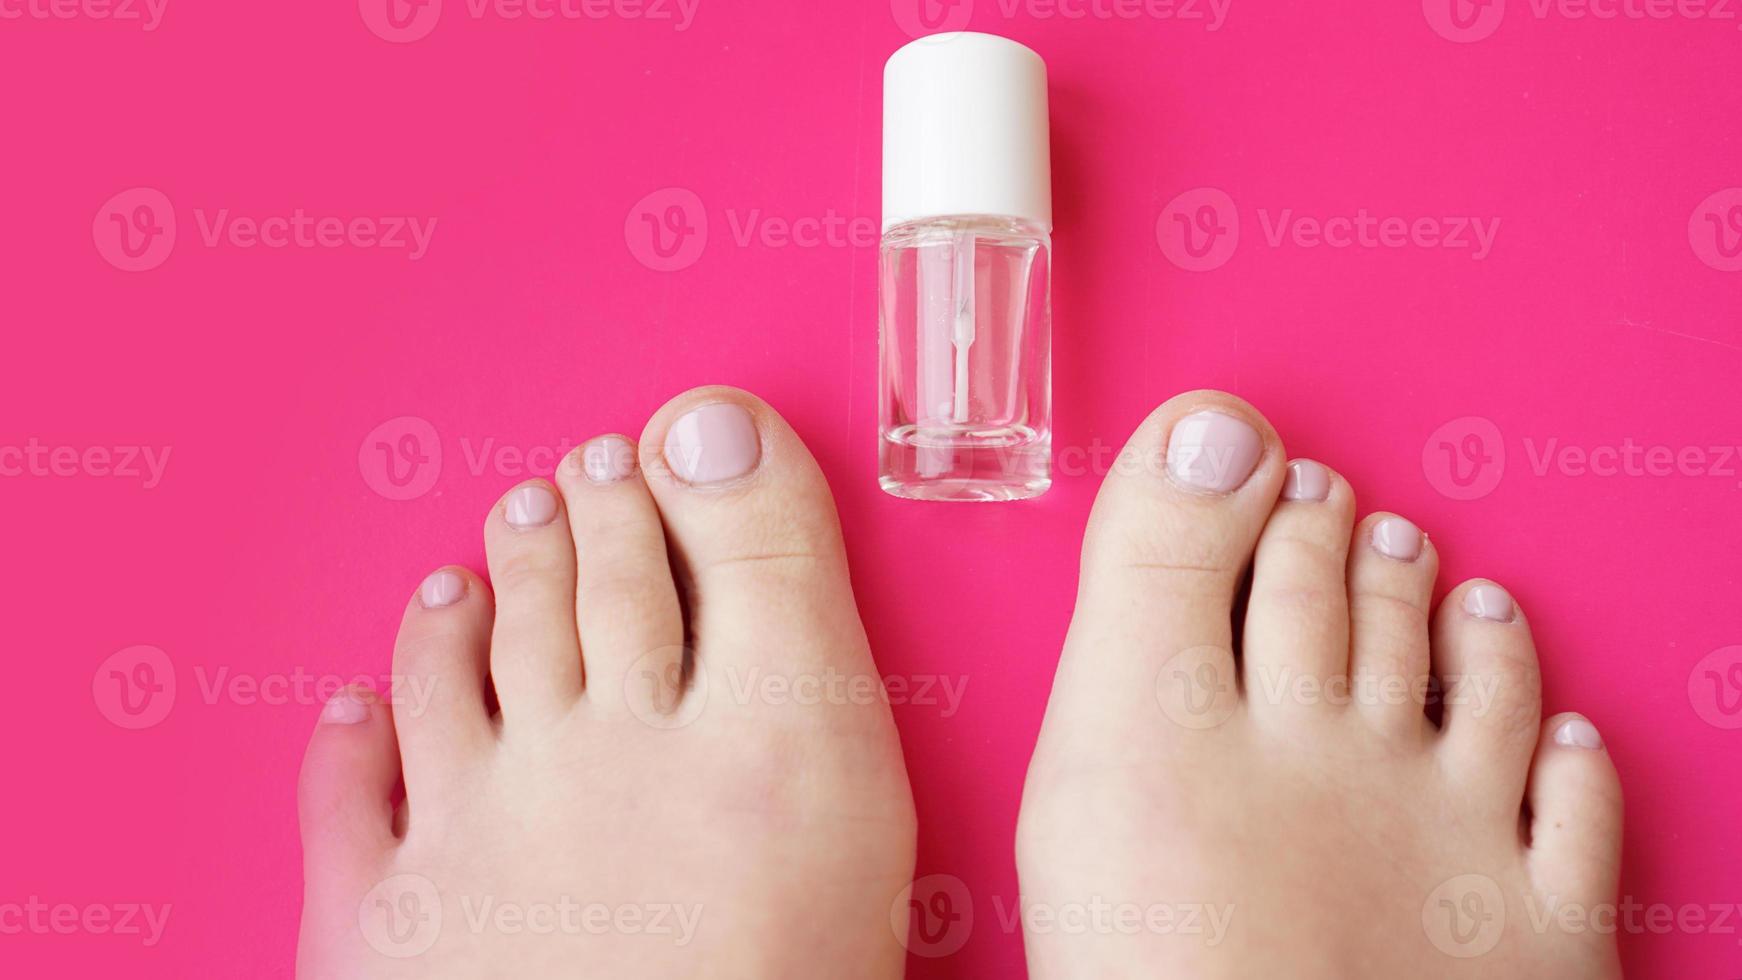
296 387 915 979
1018 391 1623 979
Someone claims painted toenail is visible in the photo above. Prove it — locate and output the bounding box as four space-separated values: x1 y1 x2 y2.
1552 717 1604 750
320 690 370 725
582 436 637 484
419 569 466 608
664 403 761 485
504 485 558 528
1462 583 1515 622
1165 410 1264 494
1282 460 1330 501
1372 516 1423 561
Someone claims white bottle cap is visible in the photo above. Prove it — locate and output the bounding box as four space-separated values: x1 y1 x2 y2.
882 32 1052 233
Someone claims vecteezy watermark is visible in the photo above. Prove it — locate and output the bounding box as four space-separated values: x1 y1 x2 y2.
1689 188 1742 272
1424 0 1742 42
1158 187 1500 271
1424 874 1742 958
0 899 172 948
92 645 442 730
1688 645 1742 730
622 648 970 730
992 896 1234 943
623 187 879 272
358 0 699 43
891 874 974 958
1423 417 1742 500
358 874 703 958
358 417 637 501
1156 649 1503 729
0 0 168 30
0 440 171 489
888 0 1229 38
94 188 436 272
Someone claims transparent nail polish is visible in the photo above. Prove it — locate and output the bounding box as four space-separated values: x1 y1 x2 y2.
878 33 1053 502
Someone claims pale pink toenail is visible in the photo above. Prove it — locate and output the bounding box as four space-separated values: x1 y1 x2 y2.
583 436 637 484
1463 583 1515 622
1165 410 1263 495
320 690 370 725
1372 516 1423 561
1282 460 1330 501
420 569 465 608
504 485 558 528
1552 717 1603 750
664 403 761 485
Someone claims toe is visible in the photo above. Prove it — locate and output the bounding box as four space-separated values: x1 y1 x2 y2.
390 566 494 801
1432 579 1542 806
1347 512 1438 735
1066 391 1284 722
552 435 684 715
1526 713 1623 904
1242 459 1356 716
298 686 399 883
483 480 582 719
638 387 872 695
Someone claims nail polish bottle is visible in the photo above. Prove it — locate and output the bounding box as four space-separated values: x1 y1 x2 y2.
878 32 1053 501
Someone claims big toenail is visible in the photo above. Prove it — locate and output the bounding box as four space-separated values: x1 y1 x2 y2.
1282 460 1330 501
1462 583 1515 622
319 690 370 725
582 436 637 484
1552 717 1604 750
419 569 466 608
1165 410 1263 494
1372 516 1423 561
505 485 558 528
664 403 761 485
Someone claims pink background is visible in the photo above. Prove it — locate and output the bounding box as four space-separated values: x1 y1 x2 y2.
3 0 1739 975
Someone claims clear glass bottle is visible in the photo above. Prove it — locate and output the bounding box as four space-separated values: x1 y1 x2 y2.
878 215 1051 500
879 32 1053 501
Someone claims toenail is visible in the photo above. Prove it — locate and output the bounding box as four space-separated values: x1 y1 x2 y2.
1165 410 1264 494
1462 583 1515 623
1282 460 1330 501
504 485 558 528
320 690 370 725
1371 516 1423 561
582 436 637 484
664 403 761 485
419 569 466 608
1552 717 1604 750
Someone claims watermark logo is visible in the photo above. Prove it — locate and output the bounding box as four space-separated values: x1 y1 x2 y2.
1688 645 1742 730
0 899 172 947
1157 187 1240 272
0 440 171 489
623 646 707 730
1155 646 1238 729
1422 416 1506 501
892 874 973 958
360 416 443 501
94 188 176 272
1689 188 1742 272
92 645 176 730
360 874 443 958
890 0 974 37
626 187 708 272
1422 873 1505 958
1423 0 1506 42
359 0 442 41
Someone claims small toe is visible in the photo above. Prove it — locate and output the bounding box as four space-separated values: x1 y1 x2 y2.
1347 512 1438 735
297 687 400 883
1432 579 1543 807
1242 459 1356 716
553 435 684 715
390 566 494 800
1526 713 1623 904
483 479 583 719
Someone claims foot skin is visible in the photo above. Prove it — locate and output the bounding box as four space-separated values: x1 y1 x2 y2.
1018 391 1623 979
297 388 916 979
